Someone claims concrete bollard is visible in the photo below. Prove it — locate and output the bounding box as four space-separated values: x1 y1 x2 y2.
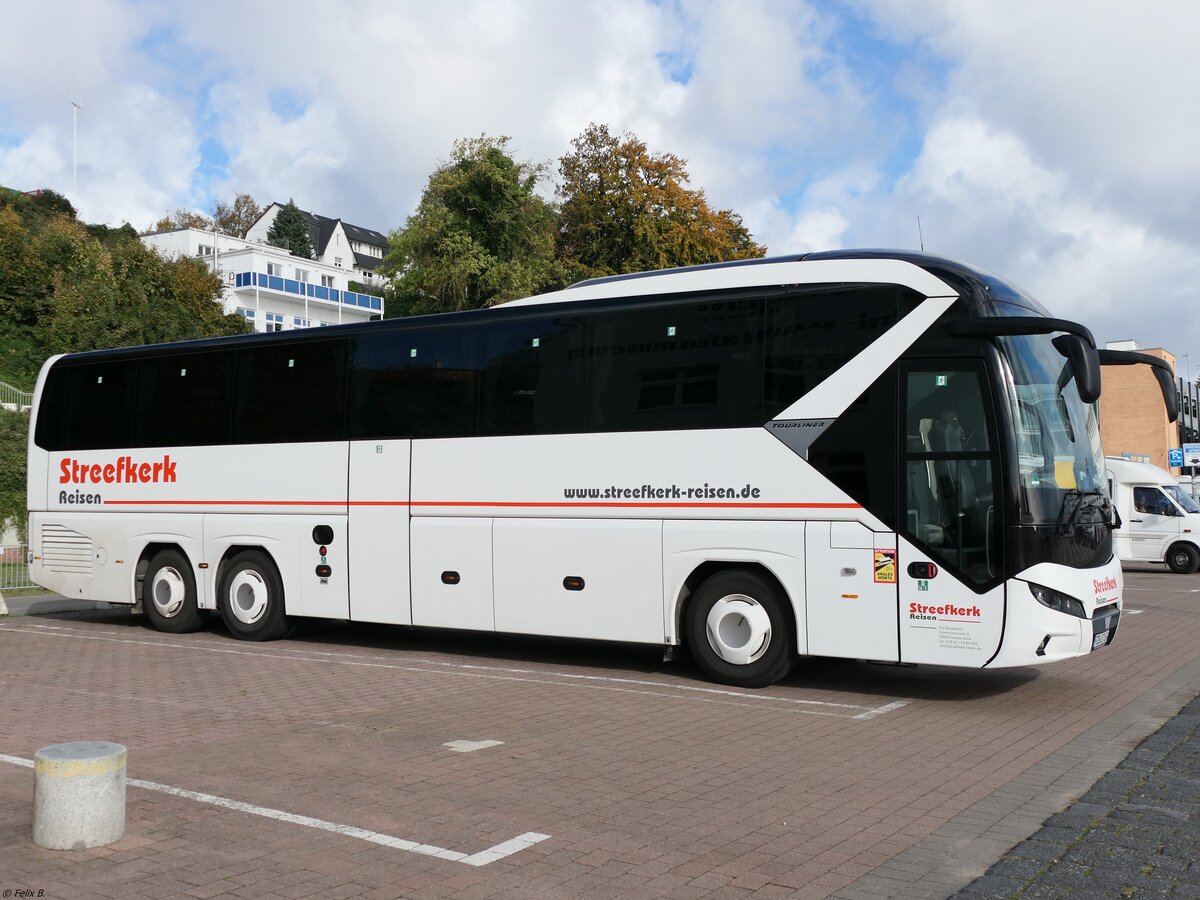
33 741 127 850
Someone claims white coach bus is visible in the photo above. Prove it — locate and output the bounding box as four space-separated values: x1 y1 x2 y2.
26 251 1174 687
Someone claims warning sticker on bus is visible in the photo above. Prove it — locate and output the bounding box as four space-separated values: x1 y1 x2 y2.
874 549 897 584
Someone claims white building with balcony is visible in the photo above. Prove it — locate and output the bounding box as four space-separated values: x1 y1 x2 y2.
246 202 390 291
142 209 387 333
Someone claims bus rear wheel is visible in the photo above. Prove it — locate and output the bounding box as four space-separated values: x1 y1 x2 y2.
685 569 794 688
218 551 291 641
1166 543 1200 574
143 549 203 633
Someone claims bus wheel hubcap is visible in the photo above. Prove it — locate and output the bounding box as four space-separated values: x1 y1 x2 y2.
229 571 268 625
705 594 771 666
151 567 186 618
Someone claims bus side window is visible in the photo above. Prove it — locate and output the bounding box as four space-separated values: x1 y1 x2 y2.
60 361 136 451
233 340 347 444
584 297 764 433
33 365 68 450
133 351 235 447
764 285 904 417
349 328 479 440
479 316 587 436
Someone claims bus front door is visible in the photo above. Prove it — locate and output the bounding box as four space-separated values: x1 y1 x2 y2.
348 439 412 625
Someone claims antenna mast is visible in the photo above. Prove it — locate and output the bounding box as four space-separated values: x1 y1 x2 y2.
71 101 81 197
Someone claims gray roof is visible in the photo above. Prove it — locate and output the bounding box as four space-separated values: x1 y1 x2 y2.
267 202 390 259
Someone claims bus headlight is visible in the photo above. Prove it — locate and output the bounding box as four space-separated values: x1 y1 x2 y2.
1028 583 1087 619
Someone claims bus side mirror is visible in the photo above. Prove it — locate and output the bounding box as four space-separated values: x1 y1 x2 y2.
1096 348 1179 422
1053 334 1102 404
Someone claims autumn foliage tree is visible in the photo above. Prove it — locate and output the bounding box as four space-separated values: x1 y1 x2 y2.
145 193 263 238
381 135 563 316
556 123 765 280
213 193 264 238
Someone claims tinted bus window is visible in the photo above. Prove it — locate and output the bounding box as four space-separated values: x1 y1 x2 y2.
479 316 588 436
349 327 480 439
584 297 764 433
132 350 235 447
808 370 899 530
232 340 347 444
59 361 136 451
33 365 68 450
765 285 902 416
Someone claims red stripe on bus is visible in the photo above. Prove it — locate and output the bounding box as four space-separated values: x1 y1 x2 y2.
409 501 862 509
100 499 861 510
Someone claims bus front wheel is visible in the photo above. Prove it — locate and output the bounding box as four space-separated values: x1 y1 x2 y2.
218 551 291 641
686 569 794 688
143 549 203 634
1167 543 1200 575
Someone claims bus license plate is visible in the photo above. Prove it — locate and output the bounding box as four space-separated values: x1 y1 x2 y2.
1092 631 1109 650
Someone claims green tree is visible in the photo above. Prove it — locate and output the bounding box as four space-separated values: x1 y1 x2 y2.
556 123 766 280
214 193 264 238
0 206 50 381
0 409 28 543
143 208 214 234
381 135 564 316
267 199 313 258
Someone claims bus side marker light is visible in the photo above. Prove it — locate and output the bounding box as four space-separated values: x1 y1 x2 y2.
442 571 460 585
198 563 209 570
841 594 859 599
563 577 585 591
315 565 332 578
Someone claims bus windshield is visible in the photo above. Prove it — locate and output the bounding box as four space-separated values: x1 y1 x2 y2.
1000 333 1107 526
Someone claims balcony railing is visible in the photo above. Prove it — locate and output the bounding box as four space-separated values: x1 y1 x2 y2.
233 272 383 312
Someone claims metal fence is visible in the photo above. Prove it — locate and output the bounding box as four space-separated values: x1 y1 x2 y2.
0 380 32 412
0 545 35 591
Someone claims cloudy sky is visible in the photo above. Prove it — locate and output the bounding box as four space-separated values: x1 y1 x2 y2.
1 1 1197 369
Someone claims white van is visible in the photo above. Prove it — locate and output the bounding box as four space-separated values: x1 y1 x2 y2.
1106 456 1200 573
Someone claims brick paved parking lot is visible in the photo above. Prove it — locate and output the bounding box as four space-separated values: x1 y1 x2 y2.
1 566 1198 899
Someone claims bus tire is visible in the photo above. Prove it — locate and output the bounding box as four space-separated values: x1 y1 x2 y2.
143 549 203 633
1166 543 1200 574
686 569 794 688
218 551 291 641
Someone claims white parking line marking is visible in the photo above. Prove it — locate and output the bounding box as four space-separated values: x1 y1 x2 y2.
0 753 547 866
0 624 906 719
444 740 505 752
854 700 908 720
1125 609 1144 615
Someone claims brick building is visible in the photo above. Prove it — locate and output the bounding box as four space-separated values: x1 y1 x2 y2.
1098 341 1195 475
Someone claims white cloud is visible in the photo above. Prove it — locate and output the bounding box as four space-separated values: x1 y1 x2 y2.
2 0 1198 360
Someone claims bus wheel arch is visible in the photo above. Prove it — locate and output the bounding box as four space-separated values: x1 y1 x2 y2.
679 563 796 688
1166 542 1200 574
216 547 292 641
139 544 204 633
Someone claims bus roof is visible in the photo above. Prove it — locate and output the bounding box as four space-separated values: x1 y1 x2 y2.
43 249 1052 366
